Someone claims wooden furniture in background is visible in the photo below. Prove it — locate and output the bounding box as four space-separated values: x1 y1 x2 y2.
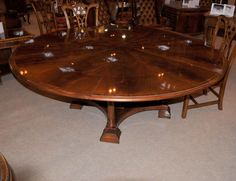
0 0 22 31
182 19 236 118
0 29 33 83
62 2 99 29
116 0 135 24
1 0 23 83
106 0 138 25
162 1 210 34
30 0 58 35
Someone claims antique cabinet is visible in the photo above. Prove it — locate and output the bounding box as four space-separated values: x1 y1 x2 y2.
162 2 210 34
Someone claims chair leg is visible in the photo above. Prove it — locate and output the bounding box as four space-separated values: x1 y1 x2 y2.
218 86 225 110
203 89 208 95
182 95 190 119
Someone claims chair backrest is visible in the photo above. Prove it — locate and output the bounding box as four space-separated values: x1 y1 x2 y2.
215 20 236 95
137 0 157 25
218 19 236 60
211 15 236 59
62 2 99 29
31 0 57 35
221 42 236 92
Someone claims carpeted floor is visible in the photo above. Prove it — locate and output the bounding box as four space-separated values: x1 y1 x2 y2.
0 13 236 181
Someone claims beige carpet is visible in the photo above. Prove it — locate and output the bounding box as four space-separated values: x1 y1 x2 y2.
0 13 236 181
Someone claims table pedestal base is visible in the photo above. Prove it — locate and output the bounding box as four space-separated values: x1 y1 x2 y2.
70 101 170 143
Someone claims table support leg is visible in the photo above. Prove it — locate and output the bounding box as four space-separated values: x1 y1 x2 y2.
100 102 121 144
70 102 83 109
158 105 171 118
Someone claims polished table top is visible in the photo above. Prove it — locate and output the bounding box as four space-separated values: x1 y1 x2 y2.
10 26 224 102
9 26 225 143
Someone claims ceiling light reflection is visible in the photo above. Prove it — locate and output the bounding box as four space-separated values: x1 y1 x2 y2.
108 87 117 94
158 73 165 77
122 34 126 39
20 69 28 75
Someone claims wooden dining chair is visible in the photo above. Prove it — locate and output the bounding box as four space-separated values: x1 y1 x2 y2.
62 2 99 29
30 0 57 35
0 152 14 181
181 20 236 118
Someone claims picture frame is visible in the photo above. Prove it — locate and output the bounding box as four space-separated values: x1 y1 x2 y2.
210 3 235 17
210 3 224 15
224 4 235 17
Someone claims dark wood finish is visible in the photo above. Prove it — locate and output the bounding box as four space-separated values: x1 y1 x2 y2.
162 2 209 34
10 26 224 143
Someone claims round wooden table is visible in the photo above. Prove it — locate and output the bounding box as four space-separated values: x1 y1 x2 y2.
10 26 224 143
